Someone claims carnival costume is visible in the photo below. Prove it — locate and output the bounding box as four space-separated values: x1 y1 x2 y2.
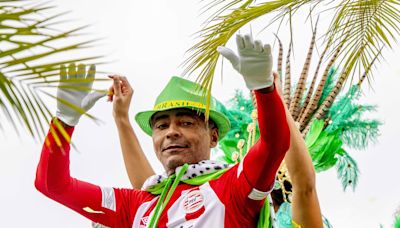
216 31 381 227
35 35 291 227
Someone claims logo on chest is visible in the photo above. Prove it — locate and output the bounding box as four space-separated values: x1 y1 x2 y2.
140 215 149 226
182 189 204 213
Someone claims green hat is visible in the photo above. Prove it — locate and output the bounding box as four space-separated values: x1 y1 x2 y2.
135 76 231 139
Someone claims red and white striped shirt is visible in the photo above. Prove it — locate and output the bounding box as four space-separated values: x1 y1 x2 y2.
35 89 289 228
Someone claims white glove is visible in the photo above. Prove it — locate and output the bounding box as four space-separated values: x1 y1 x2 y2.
56 63 106 126
217 34 274 90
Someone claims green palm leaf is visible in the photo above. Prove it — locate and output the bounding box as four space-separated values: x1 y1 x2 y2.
185 0 400 116
183 0 314 118
326 0 400 84
0 1 103 140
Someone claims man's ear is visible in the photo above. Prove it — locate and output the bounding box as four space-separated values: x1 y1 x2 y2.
209 128 219 148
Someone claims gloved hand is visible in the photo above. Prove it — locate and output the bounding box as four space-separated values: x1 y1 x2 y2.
217 34 274 90
56 63 106 126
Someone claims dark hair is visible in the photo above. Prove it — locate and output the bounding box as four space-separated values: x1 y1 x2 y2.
271 179 292 207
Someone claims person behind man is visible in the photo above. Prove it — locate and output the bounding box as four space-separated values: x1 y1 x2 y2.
35 34 290 227
272 73 323 227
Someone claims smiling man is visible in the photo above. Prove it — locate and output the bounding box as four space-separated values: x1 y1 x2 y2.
150 108 219 175
35 34 290 227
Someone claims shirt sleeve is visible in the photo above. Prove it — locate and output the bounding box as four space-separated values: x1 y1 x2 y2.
211 87 290 220
34 119 139 227
240 87 290 193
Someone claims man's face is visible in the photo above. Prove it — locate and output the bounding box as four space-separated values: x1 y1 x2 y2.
151 108 219 174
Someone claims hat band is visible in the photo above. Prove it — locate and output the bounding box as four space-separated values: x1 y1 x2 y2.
154 100 206 110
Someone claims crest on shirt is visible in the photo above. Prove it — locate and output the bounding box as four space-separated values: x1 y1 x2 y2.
140 215 149 227
183 190 204 213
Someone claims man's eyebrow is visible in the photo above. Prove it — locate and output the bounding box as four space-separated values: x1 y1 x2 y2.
151 110 201 126
175 111 200 118
152 114 169 123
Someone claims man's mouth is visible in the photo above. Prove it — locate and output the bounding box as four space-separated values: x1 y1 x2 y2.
162 144 189 152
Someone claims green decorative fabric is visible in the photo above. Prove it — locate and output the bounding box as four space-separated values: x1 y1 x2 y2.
147 164 188 228
145 164 270 228
327 85 381 150
145 168 229 195
305 120 342 172
216 68 381 191
213 76 381 226
257 201 271 228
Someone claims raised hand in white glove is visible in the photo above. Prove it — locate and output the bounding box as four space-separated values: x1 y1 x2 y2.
217 34 274 90
56 63 107 126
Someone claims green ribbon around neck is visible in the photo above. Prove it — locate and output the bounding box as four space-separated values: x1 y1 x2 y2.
145 164 271 228
147 164 188 228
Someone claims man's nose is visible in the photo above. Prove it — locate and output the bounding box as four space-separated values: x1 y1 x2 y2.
166 123 181 139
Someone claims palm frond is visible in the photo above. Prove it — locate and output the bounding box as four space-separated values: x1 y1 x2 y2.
183 0 316 118
187 0 400 122
326 0 400 85
200 0 254 26
0 1 103 140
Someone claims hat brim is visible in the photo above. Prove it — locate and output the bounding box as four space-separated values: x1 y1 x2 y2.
135 106 230 139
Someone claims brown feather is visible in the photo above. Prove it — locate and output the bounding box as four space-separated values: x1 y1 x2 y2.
298 40 344 131
251 90 257 110
289 21 318 120
301 70 348 136
283 42 292 108
302 45 381 136
323 116 332 129
274 34 284 80
297 41 330 122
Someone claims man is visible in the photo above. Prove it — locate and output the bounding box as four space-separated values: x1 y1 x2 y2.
35 34 290 227
116 73 324 228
